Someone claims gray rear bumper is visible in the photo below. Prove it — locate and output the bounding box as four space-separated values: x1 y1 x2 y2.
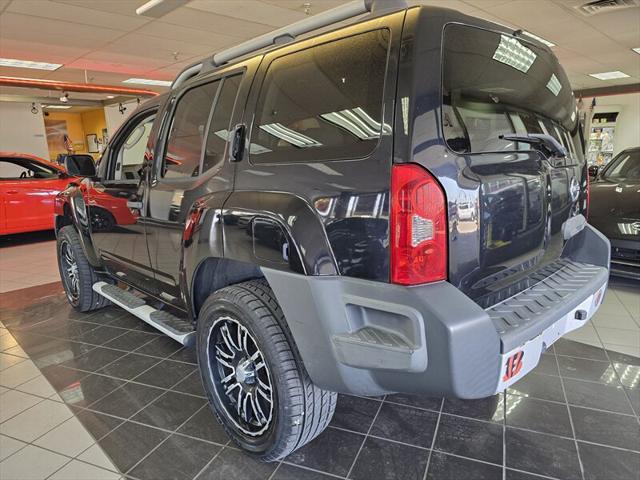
263 224 610 399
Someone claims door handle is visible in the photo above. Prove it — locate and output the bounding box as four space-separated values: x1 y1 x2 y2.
230 123 246 162
6 190 18 194
127 200 143 210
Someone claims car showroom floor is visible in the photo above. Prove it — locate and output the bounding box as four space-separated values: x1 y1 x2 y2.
0 233 639 480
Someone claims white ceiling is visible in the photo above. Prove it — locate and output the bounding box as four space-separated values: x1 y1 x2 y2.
0 0 638 103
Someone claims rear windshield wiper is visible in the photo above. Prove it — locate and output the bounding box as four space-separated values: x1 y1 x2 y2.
499 133 567 158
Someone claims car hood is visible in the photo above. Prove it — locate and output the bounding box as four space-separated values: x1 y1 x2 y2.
589 178 640 241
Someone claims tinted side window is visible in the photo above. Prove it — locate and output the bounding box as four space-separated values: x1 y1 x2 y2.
0 158 57 179
251 30 390 164
203 74 242 173
164 81 219 178
113 114 156 181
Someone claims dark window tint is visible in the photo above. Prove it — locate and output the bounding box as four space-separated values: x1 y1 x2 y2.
251 30 390 164
603 149 640 180
442 24 580 157
203 75 242 173
164 81 219 178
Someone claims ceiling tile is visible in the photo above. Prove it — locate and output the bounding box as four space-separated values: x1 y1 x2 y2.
7 0 150 31
136 21 238 50
161 7 273 38
188 0 306 27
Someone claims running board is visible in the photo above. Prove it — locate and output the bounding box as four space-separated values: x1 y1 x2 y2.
92 282 195 347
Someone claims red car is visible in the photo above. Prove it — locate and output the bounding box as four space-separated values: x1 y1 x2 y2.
0 152 77 235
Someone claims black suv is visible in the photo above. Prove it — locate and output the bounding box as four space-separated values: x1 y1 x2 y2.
55 3 610 461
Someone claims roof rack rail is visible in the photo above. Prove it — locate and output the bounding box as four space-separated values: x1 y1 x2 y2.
171 0 406 90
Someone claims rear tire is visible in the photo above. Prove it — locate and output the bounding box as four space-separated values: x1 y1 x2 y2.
196 279 336 461
57 225 110 312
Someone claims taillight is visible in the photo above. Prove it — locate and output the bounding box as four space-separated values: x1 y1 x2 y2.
390 163 447 285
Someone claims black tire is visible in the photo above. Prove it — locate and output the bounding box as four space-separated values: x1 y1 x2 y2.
196 279 337 461
57 225 110 312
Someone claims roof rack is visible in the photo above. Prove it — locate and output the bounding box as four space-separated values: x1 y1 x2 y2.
171 0 406 90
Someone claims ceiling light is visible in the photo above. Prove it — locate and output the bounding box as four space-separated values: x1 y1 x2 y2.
632 48 640 55
106 95 115 99
493 35 537 73
43 105 72 109
0 57 62 71
136 0 188 17
589 71 630 80
123 77 172 87
522 31 555 48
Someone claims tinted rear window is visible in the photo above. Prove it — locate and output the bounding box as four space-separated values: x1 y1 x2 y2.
442 24 580 156
250 30 390 164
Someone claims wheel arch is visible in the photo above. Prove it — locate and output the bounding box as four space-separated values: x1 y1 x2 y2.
190 257 264 317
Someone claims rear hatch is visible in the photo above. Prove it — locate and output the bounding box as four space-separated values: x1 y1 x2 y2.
429 22 586 306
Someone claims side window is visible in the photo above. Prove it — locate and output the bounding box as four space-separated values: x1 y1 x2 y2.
0 158 57 180
203 75 242 174
164 81 220 178
251 29 390 164
113 114 156 181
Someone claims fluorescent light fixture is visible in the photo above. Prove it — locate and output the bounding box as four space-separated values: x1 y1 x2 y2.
320 107 391 140
588 71 630 80
43 105 71 109
136 0 188 17
522 31 555 48
632 47 640 55
0 57 62 71
493 35 537 73
546 74 562 96
106 95 115 99
123 77 172 87
260 123 321 148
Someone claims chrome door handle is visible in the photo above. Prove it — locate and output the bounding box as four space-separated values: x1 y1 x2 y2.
127 200 143 210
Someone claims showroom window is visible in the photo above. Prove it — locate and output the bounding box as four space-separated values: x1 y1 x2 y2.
250 29 390 164
202 74 242 174
164 80 220 178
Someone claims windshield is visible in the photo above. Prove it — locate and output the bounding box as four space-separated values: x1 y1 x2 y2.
442 24 581 158
603 150 640 180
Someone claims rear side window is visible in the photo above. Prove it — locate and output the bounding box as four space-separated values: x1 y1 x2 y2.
203 74 242 174
442 24 580 158
250 29 390 164
164 81 220 178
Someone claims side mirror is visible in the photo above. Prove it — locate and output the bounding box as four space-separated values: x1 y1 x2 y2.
588 165 599 179
61 154 96 177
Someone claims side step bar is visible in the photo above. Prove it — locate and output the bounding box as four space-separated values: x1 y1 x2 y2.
93 282 195 347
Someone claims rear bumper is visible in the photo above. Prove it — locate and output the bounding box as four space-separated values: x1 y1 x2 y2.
264 224 610 398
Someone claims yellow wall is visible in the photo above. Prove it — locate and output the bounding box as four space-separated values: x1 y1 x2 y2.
81 109 107 160
45 108 107 161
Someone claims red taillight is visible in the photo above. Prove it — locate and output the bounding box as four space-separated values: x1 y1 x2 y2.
390 164 447 285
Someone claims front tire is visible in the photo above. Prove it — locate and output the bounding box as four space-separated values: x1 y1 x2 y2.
196 279 336 461
57 225 109 312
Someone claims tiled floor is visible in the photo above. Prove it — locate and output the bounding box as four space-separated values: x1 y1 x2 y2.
0 281 638 480
0 231 59 293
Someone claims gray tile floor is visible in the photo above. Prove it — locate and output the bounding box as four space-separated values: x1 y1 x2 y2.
0 233 638 479
0 280 638 480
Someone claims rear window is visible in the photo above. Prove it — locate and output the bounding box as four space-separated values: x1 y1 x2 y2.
250 29 390 164
442 24 580 157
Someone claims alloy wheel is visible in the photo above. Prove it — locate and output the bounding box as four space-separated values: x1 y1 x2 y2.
207 316 274 437
60 240 79 302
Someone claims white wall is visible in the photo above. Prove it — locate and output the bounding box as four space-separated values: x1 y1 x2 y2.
582 92 640 156
0 102 49 159
104 100 139 138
